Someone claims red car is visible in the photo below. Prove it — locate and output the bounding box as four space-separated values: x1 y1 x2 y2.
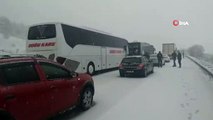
0 56 95 120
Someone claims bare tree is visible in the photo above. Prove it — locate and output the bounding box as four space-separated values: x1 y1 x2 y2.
0 16 27 39
188 44 205 58
0 16 11 39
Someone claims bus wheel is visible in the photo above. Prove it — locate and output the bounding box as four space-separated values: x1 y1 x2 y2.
87 63 95 75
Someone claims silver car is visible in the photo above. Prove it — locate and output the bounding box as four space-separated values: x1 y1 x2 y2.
163 54 170 62
150 54 165 66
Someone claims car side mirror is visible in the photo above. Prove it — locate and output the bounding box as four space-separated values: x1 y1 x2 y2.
70 72 78 78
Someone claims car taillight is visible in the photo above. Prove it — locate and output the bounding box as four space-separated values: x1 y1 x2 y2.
137 64 145 69
119 64 123 69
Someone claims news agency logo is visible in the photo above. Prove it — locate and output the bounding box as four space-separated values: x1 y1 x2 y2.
173 20 189 26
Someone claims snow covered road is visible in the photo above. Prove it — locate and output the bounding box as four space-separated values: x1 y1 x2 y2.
55 58 213 120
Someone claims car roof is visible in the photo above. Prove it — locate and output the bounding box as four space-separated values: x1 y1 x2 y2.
0 55 46 64
0 55 68 69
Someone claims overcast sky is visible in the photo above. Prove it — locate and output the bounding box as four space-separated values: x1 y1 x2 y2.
0 0 213 53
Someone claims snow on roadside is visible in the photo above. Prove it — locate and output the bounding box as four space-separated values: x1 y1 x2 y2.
97 58 213 120
71 58 213 120
188 56 213 76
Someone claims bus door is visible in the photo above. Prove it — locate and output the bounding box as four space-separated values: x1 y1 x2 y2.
101 47 107 69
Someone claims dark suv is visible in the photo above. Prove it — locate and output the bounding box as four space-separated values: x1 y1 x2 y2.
119 56 154 77
0 56 94 120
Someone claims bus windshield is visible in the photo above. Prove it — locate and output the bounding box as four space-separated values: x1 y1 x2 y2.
28 24 56 40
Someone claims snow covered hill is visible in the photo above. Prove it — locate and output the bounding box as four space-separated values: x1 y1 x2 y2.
0 35 26 54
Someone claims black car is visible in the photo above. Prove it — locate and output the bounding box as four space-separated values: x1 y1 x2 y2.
119 56 154 77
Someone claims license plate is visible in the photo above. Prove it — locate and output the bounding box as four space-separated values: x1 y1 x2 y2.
126 71 134 73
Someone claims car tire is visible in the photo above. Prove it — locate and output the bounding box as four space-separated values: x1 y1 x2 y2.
151 67 154 73
87 63 95 75
79 87 94 110
0 113 15 120
120 74 124 77
120 72 124 77
142 69 147 77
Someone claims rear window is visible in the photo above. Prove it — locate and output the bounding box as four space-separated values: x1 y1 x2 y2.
163 55 168 57
150 54 157 57
150 54 157 58
28 24 56 40
122 57 142 63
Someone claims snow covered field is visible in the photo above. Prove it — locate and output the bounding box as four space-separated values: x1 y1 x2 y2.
53 58 213 120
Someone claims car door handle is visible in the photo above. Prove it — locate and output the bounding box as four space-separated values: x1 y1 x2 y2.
50 85 56 89
5 94 15 100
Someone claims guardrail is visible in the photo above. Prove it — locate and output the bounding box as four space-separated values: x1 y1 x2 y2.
187 56 213 76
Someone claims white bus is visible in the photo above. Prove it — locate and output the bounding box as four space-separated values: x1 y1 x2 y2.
26 23 128 74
